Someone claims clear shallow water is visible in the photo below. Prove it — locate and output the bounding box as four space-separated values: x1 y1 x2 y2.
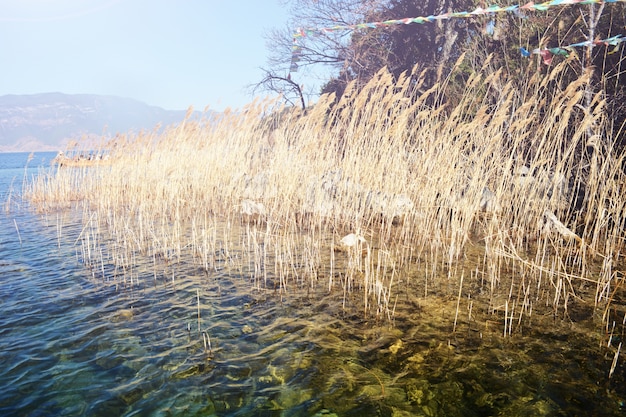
1 152 626 416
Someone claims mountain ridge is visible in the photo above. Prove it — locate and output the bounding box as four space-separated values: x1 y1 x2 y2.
0 92 200 152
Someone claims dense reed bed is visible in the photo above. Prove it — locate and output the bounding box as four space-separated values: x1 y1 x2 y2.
28 59 626 345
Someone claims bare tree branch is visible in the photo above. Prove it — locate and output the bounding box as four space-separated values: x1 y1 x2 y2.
251 69 307 111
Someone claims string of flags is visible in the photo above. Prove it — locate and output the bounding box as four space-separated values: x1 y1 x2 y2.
290 0 626 72
522 34 625 65
290 41 301 73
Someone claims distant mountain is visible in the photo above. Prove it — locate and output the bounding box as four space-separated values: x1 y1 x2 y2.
0 93 201 152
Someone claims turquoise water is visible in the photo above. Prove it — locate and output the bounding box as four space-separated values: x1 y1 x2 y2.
1 152 626 416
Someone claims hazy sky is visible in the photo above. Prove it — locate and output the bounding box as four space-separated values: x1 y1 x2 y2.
0 0 299 111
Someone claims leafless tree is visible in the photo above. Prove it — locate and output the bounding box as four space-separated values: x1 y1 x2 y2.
251 0 387 107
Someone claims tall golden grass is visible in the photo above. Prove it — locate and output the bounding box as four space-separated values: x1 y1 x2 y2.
27 57 626 335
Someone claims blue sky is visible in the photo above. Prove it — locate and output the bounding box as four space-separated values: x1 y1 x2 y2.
0 0 307 111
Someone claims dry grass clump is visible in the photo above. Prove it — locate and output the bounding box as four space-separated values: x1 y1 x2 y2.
27 58 626 335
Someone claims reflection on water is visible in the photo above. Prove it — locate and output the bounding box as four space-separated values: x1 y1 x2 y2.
1 152 625 416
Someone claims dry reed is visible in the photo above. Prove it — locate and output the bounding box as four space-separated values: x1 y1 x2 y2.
26 59 626 339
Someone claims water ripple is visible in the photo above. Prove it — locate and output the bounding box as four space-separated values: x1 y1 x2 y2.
1 155 626 416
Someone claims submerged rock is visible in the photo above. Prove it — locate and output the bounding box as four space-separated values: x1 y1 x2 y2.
313 409 339 417
110 309 133 323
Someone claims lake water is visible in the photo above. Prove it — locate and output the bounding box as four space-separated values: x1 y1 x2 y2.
1 151 625 416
